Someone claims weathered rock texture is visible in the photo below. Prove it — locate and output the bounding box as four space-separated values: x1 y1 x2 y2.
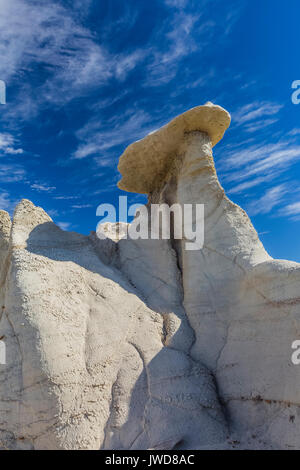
1 103 300 450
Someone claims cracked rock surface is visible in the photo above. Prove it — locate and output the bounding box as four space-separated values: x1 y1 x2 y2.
1 104 300 450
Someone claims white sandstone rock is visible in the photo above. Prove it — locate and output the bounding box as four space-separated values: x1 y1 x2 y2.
1 103 300 450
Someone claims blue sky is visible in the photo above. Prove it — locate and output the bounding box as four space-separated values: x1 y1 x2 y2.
0 0 300 260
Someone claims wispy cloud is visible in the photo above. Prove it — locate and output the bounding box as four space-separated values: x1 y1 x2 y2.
73 109 153 160
145 12 201 87
30 183 56 192
0 0 243 128
53 195 79 200
221 141 300 191
68 0 245 164
0 0 146 121
220 136 300 220
0 133 23 155
0 0 142 88
277 201 300 221
228 175 278 194
282 201 300 216
233 101 282 126
230 146 300 183
223 5 244 35
242 118 278 133
288 128 300 137
0 191 16 213
246 184 288 216
164 0 189 7
72 204 92 209
0 163 26 183
2 0 216 121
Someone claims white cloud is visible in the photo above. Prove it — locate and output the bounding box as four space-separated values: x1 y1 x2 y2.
222 142 287 169
243 118 278 133
226 146 300 184
73 142 102 160
73 109 154 159
30 183 56 192
276 200 300 222
279 201 300 220
164 0 188 7
233 101 283 126
0 191 15 213
0 0 108 85
0 0 243 125
0 0 145 119
0 163 25 183
145 13 210 87
223 6 243 35
220 141 300 195
54 195 79 200
187 69 216 89
288 128 300 137
72 204 92 209
219 133 300 220
246 184 288 216
228 175 278 194
0 133 23 155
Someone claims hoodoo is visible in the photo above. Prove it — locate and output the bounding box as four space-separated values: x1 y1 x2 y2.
1 105 300 450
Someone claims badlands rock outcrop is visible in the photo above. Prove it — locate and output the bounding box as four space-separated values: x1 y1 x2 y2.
1 103 300 450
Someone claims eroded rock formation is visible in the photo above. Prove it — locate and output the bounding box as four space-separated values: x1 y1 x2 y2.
1 103 300 450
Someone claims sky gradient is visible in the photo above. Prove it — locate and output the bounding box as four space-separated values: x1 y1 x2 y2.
0 0 300 260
